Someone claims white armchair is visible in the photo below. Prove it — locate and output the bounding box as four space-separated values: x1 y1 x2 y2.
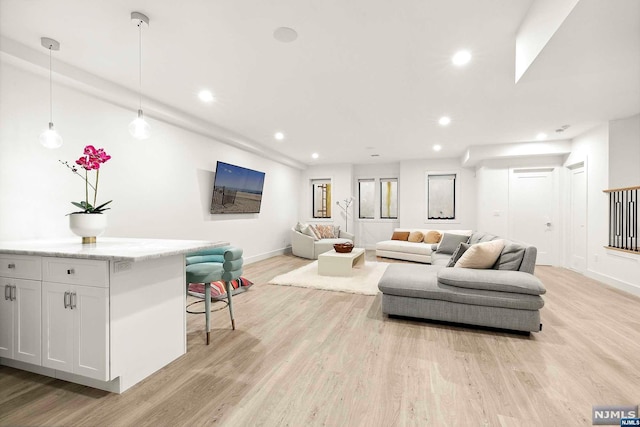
291 227 355 259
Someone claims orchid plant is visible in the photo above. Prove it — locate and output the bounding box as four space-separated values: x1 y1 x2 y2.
60 145 112 214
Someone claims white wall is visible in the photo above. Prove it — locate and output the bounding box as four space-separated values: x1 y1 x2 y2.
399 158 477 231
0 61 301 263
609 114 640 189
353 163 400 249
564 123 640 296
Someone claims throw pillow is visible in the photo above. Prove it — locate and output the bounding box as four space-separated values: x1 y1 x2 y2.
408 231 424 243
446 242 471 267
391 231 410 241
294 222 303 232
300 223 319 240
493 243 526 271
455 239 505 269
436 233 470 254
423 230 442 244
313 224 337 239
188 276 254 300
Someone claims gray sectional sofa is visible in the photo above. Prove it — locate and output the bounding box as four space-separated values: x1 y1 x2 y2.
378 232 546 333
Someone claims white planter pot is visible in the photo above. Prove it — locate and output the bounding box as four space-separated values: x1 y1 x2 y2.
69 213 107 244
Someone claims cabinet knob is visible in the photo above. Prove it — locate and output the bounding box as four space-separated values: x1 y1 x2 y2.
7 263 15 269
67 269 75 275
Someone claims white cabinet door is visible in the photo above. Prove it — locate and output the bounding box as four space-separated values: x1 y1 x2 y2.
0 280 14 358
42 282 74 373
74 285 109 381
0 278 41 364
42 281 109 380
13 279 41 365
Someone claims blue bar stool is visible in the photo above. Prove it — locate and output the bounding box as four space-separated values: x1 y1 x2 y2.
186 246 243 345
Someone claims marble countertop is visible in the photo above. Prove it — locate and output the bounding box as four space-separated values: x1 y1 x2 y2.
0 237 230 261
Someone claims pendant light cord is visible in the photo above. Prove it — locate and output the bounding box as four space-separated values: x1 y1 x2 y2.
49 46 53 123
138 22 142 110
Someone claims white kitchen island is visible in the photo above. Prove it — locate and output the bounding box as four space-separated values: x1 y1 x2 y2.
0 237 228 393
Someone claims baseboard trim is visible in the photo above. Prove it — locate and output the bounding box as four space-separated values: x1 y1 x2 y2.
244 246 291 265
584 270 640 297
0 358 122 393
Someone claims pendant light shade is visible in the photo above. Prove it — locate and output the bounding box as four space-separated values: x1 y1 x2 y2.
39 37 63 149
129 109 151 140
130 12 150 140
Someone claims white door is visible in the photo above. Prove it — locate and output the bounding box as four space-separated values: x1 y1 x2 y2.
509 168 556 265
569 165 587 273
42 281 74 373
0 279 14 358
74 285 109 380
14 279 41 365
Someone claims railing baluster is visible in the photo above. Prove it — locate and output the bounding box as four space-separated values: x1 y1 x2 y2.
603 185 640 255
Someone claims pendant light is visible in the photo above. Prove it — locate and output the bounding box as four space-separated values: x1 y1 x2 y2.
129 12 150 140
39 37 63 149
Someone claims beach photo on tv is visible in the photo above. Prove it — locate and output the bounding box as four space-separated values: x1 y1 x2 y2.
211 162 265 214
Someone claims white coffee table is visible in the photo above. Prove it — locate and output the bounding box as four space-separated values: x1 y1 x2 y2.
317 248 366 276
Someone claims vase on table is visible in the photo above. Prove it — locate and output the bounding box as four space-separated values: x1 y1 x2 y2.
69 213 107 244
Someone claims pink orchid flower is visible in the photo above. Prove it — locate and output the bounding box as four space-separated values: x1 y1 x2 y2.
63 145 112 214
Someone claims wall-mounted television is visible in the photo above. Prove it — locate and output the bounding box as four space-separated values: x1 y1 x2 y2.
211 161 266 214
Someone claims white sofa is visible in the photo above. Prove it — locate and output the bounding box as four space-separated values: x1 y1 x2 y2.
376 229 472 263
291 226 355 259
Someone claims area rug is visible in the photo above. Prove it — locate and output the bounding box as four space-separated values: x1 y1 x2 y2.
268 261 389 295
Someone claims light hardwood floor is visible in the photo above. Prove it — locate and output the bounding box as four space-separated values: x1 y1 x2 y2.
1 253 639 426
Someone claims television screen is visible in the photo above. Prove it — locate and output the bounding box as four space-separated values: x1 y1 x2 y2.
211 161 266 214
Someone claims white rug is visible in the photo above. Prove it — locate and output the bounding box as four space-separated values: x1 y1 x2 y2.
268 261 389 295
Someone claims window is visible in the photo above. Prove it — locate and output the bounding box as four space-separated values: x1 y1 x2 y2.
380 178 398 219
312 179 331 218
427 173 456 220
358 179 375 219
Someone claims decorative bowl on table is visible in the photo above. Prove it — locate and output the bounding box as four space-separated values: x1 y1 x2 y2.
333 242 354 253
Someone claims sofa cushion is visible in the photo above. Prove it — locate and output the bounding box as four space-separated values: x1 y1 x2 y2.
424 230 442 243
469 231 499 245
299 223 319 240
391 231 410 241
437 268 546 295
378 264 544 310
455 239 505 269
436 233 470 254
376 240 434 256
446 242 470 267
431 252 452 266
408 231 424 243
494 243 526 271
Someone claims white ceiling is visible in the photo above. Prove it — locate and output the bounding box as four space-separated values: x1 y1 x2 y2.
1 0 639 166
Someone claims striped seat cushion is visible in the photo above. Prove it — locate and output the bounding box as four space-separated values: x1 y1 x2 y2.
188 277 253 300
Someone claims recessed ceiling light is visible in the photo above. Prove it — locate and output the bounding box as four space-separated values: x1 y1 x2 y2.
274 27 298 43
311 153 319 159
433 144 442 152
536 132 548 140
198 90 215 103
452 50 472 66
370 154 380 157
274 132 285 141
438 116 451 126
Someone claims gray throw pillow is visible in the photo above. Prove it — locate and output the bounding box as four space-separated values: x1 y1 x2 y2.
447 242 471 267
493 243 526 271
436 233 470 254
